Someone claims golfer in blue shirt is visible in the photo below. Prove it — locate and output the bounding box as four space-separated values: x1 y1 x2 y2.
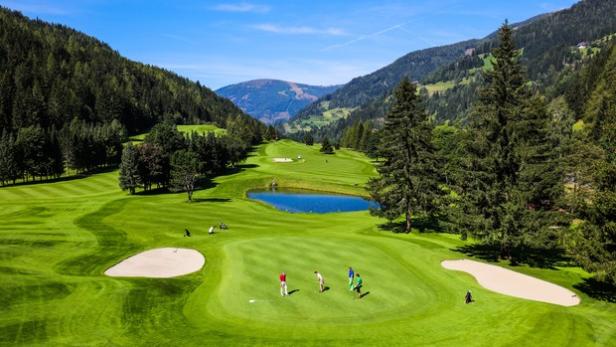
348 267 355 290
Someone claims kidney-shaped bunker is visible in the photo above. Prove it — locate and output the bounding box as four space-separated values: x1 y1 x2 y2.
105 248 205 278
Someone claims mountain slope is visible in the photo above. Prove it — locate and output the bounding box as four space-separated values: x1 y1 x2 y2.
216 79 340 124
0 7 262 135
290 0 616 138
287 39 477 132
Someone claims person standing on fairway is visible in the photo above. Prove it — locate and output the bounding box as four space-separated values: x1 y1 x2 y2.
314 271 325 293
353 273 363 298
348 267 355 290
279 272 288 296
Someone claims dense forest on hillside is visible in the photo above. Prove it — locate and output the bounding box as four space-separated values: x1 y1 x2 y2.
297 0 616 141
369 23 616 285
290 39 477 125
0 7 265 184
0 8 259 132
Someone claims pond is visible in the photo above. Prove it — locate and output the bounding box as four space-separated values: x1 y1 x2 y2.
247 189 378 213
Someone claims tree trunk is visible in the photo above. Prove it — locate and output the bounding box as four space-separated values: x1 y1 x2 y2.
405 209 412 233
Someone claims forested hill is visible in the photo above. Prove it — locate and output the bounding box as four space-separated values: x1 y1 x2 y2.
291 0 616 138
287 38 477 131
0 7 260 134
216 79 340 124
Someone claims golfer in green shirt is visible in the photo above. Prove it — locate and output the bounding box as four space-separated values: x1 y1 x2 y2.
353 273 363 298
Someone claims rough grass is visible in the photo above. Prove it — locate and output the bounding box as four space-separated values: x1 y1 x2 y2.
0 140 615 346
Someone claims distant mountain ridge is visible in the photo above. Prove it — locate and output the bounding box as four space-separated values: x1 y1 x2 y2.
288 0 616 138
216 79 340 124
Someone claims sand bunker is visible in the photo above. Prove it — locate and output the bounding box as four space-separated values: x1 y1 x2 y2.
442 259 580 306
273 157 293 163
105 248 205 278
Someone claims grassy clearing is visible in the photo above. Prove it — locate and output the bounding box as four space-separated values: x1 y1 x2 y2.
287 108 355 132
0 140 615 346
129 123 225 141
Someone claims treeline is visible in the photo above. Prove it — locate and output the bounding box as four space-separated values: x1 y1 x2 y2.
119 122 252 199
339 121 378 156
0 120 125 185
370 24 616 286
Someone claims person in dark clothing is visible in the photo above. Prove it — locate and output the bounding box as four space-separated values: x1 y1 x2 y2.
465 290 473 304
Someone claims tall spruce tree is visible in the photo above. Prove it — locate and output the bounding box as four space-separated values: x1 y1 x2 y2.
119 143 140 194
568 44 616 285
459 23 563 260
368 77 438 232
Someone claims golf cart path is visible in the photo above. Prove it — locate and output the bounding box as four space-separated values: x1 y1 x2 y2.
105 247 205 278
442 259 580 307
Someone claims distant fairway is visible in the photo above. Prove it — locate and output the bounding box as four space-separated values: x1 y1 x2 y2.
1 140 615 346
129 123 226 141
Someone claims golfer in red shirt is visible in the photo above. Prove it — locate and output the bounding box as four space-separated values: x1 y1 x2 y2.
279 272 288 296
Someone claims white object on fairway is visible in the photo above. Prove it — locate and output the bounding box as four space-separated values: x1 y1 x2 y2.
249 299 256 304
272 157 293 163
105 247 205 278
442 259 580 307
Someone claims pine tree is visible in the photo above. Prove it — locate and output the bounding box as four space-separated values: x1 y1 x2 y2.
320 137 334 154
0 130 18 185
119 143 140 194
459 23 564 260
568 44 616 285
170 149 199 202
368 77 438 232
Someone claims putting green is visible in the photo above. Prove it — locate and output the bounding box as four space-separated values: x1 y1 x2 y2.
0 139 615 346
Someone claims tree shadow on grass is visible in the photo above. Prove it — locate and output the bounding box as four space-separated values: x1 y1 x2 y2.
216 164 259 178
191 198 231 203
0 166 117 188
377 216 444 234
454 243 571 269
574 278 616 303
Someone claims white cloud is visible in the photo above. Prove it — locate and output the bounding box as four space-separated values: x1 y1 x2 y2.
322 23 408 51
253 24 347 36
212 2 270 14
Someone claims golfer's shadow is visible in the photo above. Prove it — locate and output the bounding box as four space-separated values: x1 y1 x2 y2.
359 292 370 299
288 289 300 296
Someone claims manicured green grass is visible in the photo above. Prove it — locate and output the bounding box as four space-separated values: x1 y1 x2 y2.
1 140 615 346
129 123 225 141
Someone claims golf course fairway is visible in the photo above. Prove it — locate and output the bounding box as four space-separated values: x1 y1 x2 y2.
1 140 615 346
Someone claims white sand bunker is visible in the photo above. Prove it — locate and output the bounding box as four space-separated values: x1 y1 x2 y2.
273 157 293 163
105 248 205 278
442 259 580 306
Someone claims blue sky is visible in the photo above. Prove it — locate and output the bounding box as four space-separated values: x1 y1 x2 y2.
2 0 578 89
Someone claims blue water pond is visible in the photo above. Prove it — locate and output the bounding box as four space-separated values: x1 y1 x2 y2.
247 189 378 214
